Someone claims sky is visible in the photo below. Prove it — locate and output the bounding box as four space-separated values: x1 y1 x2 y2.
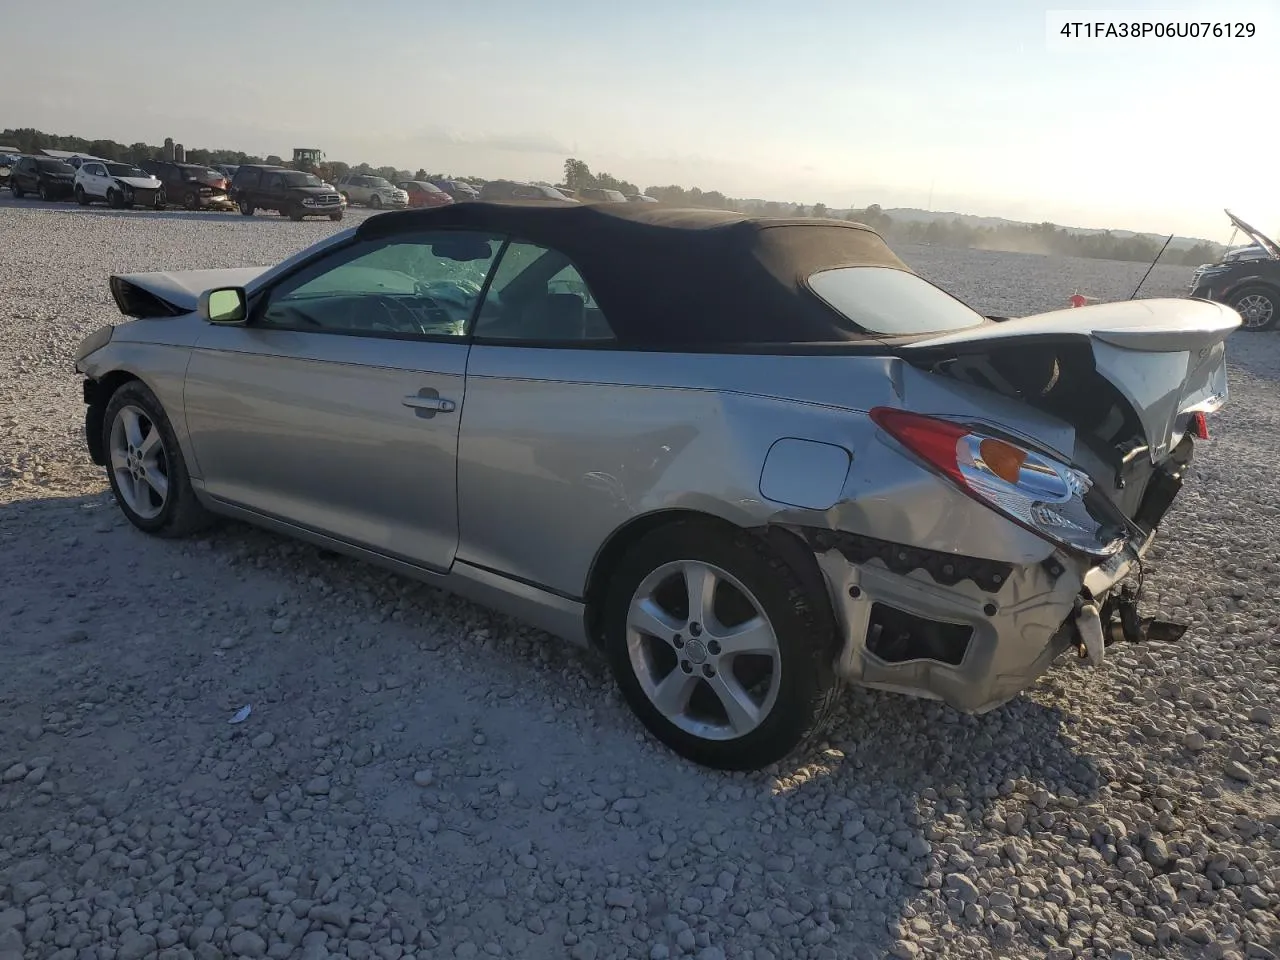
5 0 1277 241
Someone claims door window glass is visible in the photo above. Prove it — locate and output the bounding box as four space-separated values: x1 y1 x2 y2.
258 231 503 338
473 241 614 342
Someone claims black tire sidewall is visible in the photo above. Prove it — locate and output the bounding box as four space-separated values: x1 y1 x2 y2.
601 521 840 770
103 382 200 536
1231 286 1279 332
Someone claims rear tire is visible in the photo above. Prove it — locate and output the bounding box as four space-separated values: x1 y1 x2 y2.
1230 285 1279 332
184 191 199 211
601 520 843 770
103 381 214 538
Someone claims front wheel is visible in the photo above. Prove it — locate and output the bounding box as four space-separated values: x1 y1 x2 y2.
370 195 382 209
288 203 304 222
1231 286 1279 332
103 381 213 538
329 210 344 221
107 189 123 209
75 186 89 206
602 521 842 770
39 183 51 201
239 199 255 216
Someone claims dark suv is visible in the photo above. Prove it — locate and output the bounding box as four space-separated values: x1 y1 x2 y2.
230 165 344 221
9 156 76 200
1189 210 1280 331
140 160 233 210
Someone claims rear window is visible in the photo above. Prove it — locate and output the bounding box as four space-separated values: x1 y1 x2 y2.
806 267 986 336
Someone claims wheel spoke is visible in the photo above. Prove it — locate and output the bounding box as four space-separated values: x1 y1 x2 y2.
682 562 717 628
712 616 777 658
649 668 699 718
131 473 151 509
628 597 683 645
707 672 762 735
120 408 144 448
138 427 162 461
109 448 130 472
143 468 168 503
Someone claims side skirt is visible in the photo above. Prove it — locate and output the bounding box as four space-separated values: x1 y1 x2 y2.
197 486 590 648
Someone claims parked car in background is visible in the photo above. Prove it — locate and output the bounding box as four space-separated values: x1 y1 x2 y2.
8 156 76 200
578 187 628 203
141 160 233 211
428 178 480 202
73 203 1236 769
230 164 344 221
627 193 659 203
335 174 409 209
397 180 454 208
74 161 164 209
1189 209 1280 331
478 180 576 203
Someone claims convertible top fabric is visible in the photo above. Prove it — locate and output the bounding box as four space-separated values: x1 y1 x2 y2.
357 202 914 345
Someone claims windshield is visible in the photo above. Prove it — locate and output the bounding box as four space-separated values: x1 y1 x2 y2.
282 172 323 187
537 186 569 200
807 266 987 336
368 177 393 189
105 163 146 178
37 160 75 174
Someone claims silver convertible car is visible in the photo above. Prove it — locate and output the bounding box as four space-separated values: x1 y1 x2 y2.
74 203 1238 770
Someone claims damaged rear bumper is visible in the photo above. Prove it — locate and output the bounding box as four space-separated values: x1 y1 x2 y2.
797 526 1163 714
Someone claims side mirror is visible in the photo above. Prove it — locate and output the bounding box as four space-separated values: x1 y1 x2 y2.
199 287 247 325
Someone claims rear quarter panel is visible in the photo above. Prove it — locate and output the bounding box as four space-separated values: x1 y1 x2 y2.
457 347 1058 599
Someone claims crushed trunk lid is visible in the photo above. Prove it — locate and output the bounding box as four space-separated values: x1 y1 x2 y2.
899 297 1239 463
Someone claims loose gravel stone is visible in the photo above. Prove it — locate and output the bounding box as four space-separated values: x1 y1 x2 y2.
0 199 1276 960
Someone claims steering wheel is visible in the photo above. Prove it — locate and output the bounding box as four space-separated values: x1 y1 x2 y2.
376 294 450 335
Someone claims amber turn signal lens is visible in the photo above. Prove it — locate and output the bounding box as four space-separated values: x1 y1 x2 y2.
978 438 1027 483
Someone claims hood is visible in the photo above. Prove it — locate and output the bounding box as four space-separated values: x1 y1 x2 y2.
1226 209 1280 260
289 185 339 196
900 297 1239 464
110 267 270 318
115 176 161 189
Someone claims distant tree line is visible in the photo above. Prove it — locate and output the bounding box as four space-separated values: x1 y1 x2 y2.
4 129 1222 266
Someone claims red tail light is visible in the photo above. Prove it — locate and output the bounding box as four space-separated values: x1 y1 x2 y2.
869 407 1127 557
1192 411 1209 439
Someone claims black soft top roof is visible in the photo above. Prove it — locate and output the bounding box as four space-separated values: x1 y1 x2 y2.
358 202 913 345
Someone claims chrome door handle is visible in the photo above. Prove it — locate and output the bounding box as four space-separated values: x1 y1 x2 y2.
403 390 456 418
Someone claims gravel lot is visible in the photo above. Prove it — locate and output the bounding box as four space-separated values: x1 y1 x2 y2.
2 196 1279 960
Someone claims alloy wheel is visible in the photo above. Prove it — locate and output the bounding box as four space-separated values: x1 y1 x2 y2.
109 405 170 520
1236 293 1275 330
625 560 782 741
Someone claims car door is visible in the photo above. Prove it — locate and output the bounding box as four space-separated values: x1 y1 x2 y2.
81 163 106 198
457 239 627 594
183 228 504 571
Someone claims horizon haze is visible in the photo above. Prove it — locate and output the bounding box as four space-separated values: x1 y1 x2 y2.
4 0 1277 242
